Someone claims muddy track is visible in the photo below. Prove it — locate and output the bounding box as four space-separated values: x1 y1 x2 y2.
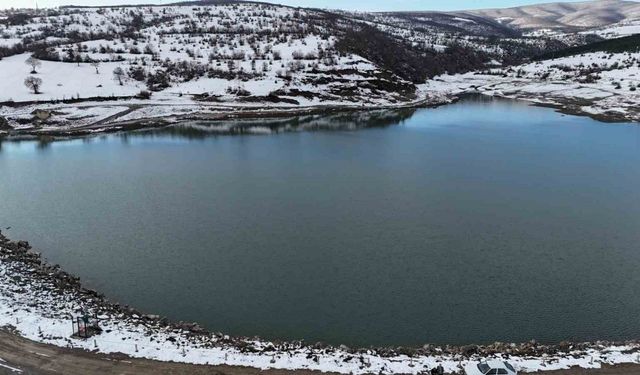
0 329 334 375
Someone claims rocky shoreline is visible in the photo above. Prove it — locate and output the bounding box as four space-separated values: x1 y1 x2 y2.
483 93 638 124
0 93 452 140
423 80 640 126
1 93 637 145
2 230 640 374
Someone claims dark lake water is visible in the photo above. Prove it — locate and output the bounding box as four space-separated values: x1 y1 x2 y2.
1 97 640 347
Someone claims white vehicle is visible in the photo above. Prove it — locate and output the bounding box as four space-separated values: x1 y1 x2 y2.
464 360 517 375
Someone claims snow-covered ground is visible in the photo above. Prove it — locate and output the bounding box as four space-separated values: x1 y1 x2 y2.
0 45 425 133
585 19 640 39
0 53 143 102
422 51 640 122
0 3 424 134
1 235 640 375
2 46 638 134
0 50 389 104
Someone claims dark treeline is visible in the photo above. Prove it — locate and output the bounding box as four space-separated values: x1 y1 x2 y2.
335 24 488 82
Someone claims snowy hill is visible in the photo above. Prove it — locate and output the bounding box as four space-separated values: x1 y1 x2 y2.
467 0 640 31
0 3 436 131
424 47 640 122
0 1 529 132
0 4 405 103
0 2 519 103
0 0 638 133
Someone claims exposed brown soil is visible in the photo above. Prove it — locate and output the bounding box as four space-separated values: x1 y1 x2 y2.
0 329 337 375
531 363 640 375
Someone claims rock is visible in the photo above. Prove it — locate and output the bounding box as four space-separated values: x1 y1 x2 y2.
31 109 53 121
559 341 572 352
313 341 328 349
461 345 479 356
190 324 205 333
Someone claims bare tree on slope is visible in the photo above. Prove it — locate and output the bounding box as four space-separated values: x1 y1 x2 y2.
25 56 41 74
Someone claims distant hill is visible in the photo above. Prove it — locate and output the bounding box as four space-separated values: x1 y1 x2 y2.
61 0 243 9
466 0 640 31
380 11 521 38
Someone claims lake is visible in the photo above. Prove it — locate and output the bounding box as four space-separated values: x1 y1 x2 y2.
1 96 640 348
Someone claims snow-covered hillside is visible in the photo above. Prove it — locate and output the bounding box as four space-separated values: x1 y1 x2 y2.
0 4 402 102
0 3 437 131
344 11 565 61
424 51 640 122
586 19 640 38
0 0 638 134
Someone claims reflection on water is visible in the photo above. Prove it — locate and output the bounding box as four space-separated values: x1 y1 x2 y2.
0 108 418 149
126 108 417 139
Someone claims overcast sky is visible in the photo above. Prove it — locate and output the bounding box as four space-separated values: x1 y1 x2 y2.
0 0 608 11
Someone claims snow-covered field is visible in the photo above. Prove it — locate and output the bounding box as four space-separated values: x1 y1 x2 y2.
1 235 640 375
423 51 640 122
587 20 640 38
0 53 143 102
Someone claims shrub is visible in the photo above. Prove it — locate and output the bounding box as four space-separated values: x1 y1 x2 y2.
136 90 152 99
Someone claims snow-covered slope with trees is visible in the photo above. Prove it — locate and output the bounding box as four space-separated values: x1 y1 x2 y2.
0 3 439 132
0 0 638 134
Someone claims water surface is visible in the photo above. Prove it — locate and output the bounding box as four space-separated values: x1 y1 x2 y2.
1 97 640 347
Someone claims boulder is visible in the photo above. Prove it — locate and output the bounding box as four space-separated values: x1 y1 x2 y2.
460 344 479 356
31 109 52 121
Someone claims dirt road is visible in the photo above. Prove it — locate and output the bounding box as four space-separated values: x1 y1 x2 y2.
0 329 334 375
0 330 639 375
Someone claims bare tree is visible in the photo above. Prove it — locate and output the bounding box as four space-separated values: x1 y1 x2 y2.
24 76 43 94
90 61 100 74
25 56 42 74
113 67 125 85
